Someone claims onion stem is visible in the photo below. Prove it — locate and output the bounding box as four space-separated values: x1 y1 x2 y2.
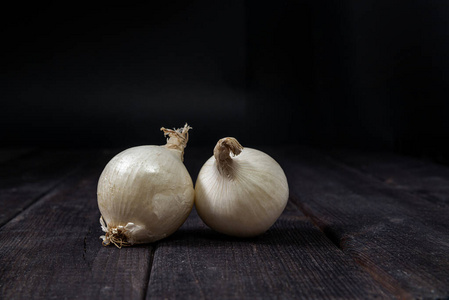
213 137 243 179
161 123 192 161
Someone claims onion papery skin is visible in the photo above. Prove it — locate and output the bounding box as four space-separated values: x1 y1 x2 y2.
97 145 194 245
195 147 289 237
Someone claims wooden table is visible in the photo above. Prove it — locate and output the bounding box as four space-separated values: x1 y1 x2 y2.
1 147 448 299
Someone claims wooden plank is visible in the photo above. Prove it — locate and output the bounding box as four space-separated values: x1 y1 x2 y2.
279 147 449 299
146 204 392 299
0 150 92 227
0 151 153 299
330 150 449 205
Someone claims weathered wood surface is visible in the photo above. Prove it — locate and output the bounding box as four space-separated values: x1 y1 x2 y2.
0 151 154 299
0 147 448 299
147 204 391 299
279 147 449 299
0 150 92 227
330 150 449 206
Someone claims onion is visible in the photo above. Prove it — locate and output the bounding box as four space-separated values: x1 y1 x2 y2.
97 124 194 247
194 137 289 237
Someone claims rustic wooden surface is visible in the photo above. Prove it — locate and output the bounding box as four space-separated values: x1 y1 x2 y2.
0 147 448 299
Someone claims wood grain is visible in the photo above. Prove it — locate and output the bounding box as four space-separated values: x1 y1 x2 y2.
0 151 153 300
279 147 449 299
146 203 392 299
2 147 447 299
0 150 92 226
330 150 449 206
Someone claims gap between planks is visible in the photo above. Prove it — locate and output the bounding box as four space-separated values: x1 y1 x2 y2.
0 150 154 299
290 194 412 299
0 150 97 228
278 146 449 299
142 244 158 300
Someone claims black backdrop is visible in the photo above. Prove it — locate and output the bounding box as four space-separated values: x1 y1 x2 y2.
2 1 449 160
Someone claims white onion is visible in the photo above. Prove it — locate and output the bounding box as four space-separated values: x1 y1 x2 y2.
195 137 289 237
97 124 194 247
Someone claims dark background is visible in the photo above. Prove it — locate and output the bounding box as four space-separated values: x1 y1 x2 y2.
2 1 449 160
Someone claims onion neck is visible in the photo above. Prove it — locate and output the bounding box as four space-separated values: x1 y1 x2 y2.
214 137 243 179
161 123 192 161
